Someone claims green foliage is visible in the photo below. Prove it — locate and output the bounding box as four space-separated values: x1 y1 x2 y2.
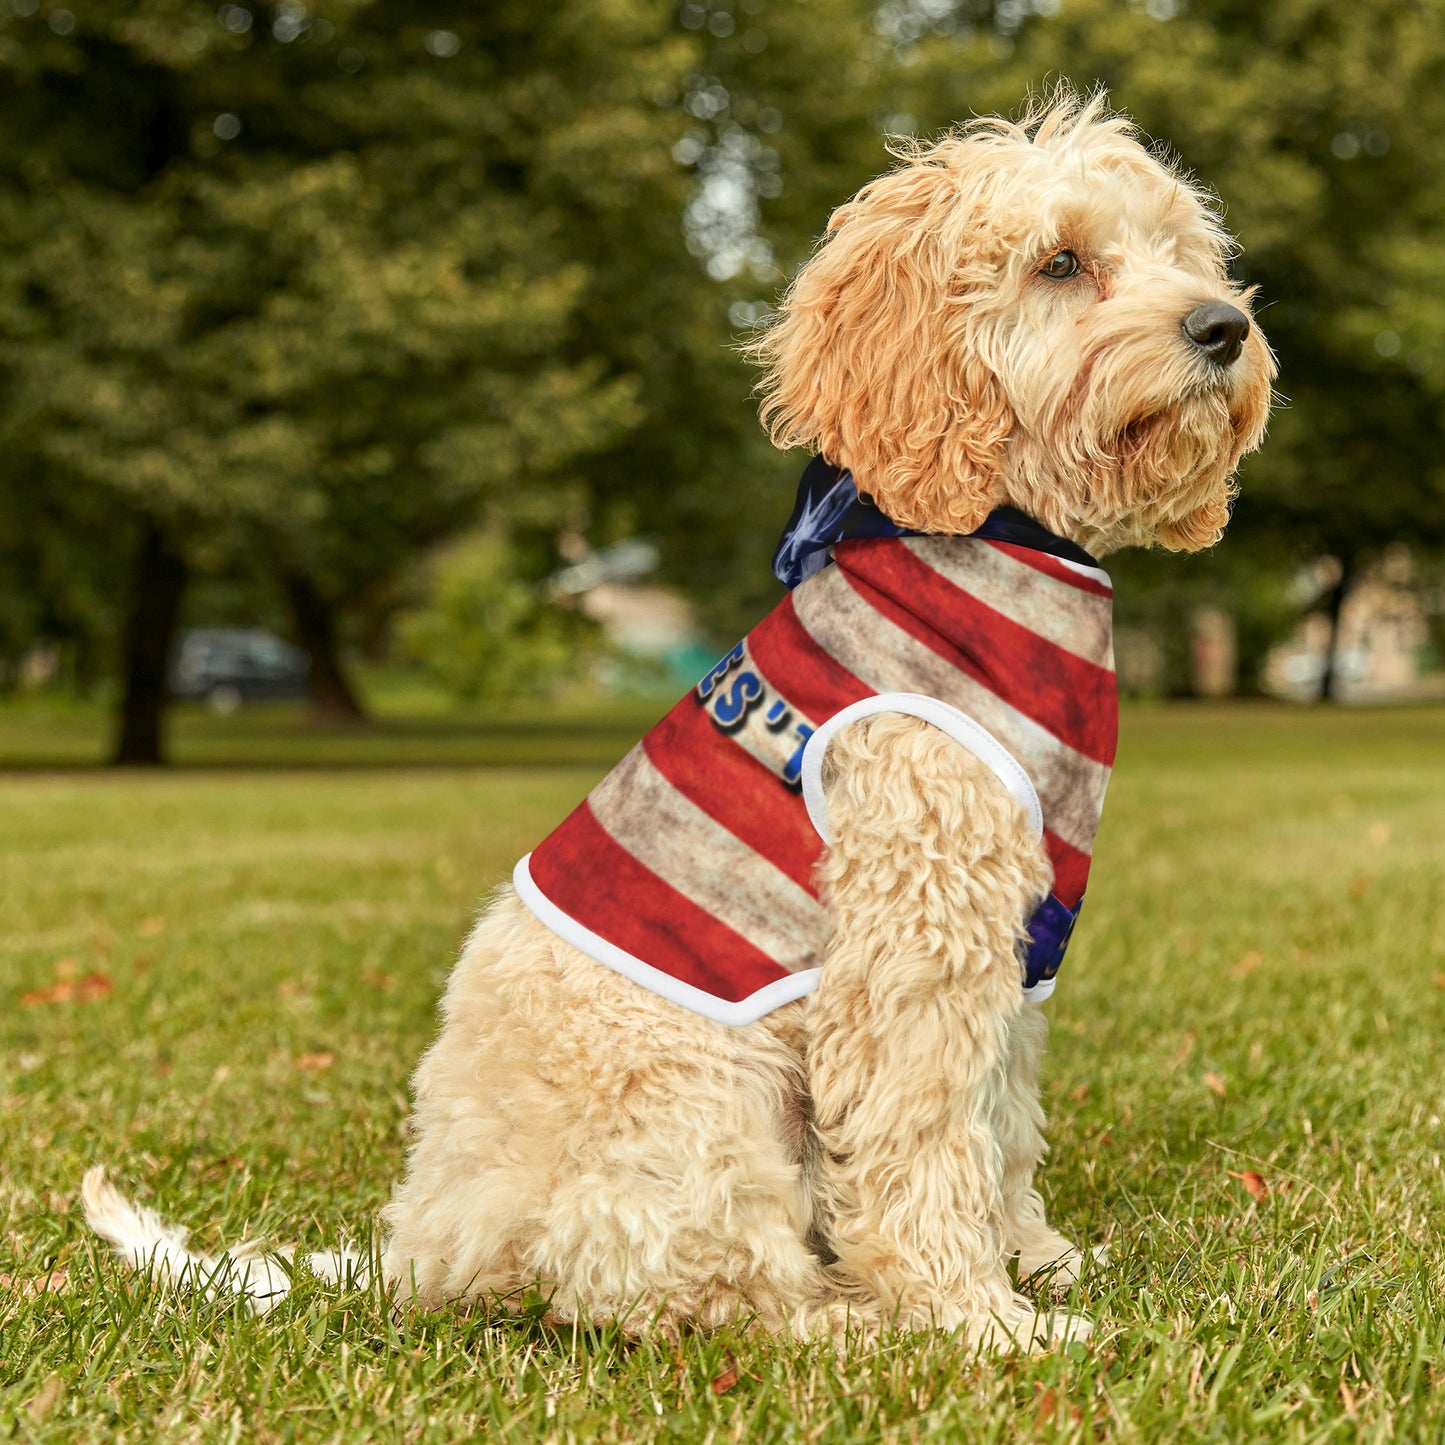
0 1 684 615
4 0 1445 698
397 532 600 704
2 704 1444 1438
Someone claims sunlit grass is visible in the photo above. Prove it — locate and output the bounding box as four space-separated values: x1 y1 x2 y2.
2 703 1443 1441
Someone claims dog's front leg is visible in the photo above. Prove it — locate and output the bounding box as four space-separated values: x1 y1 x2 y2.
994 1005 1095 1289
805 713 1087 1349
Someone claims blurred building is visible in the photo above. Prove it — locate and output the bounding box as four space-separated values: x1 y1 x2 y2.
548 540 716 690
1262 550 1440 701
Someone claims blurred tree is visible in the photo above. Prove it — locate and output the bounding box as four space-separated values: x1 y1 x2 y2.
571 0 887 639
0 0 690 758
0 0 902 754
10 0 1442 741
396 528 599 704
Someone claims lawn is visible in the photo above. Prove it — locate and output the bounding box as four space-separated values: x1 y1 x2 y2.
2 701 1443 1442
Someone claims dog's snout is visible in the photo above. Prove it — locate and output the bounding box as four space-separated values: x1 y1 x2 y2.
1182 302 1250 367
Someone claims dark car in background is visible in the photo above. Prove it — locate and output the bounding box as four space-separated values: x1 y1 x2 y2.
169 629 310 712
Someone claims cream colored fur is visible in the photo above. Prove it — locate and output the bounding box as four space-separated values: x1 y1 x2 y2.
380 717 1087 1349
85 88 1273 1353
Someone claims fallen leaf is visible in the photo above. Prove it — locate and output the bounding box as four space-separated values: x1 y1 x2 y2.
1204 1071 1227 1098
138 915 167 937
1034 1386 1058 1426
296 1051 334 1072
711 1359 739 1395
21 972 112 1007
1096 1131 1111 1147
1232 950 1263 977
21 982 69 1006
0 1268 69 1298
1168 1034 1196 1073
1228 1169 1268 1201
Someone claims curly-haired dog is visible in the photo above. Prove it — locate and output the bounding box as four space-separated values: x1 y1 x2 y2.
85 91 1273 1350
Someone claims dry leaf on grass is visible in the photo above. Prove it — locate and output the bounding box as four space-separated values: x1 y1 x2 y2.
1228 1169 1269 1201
0 1268 69 1298
1167 1034 1196 1072
1034 1386 1058 1425
710 1359 739 1395
295 1051 335 1072
21 973 113 1007
1203 1071 1227 1098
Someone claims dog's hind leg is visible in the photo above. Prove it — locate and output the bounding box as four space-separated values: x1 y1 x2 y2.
804 713 1090 1350
382 892 833 1338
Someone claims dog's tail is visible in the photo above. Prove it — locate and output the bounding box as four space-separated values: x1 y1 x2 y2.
81 1165 368 1315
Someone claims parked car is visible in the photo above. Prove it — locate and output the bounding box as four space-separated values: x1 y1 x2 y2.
169 629 310 712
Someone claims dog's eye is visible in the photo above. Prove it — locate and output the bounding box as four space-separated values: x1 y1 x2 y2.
1041 250 1081 280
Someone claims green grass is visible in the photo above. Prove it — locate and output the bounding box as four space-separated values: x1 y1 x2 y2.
2 701 1443 1442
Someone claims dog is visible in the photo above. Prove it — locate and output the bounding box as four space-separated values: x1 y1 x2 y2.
85 89 1274 1351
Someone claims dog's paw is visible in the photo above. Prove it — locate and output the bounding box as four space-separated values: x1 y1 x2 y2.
1018 1239 1110 1294
970 1296 1093 1353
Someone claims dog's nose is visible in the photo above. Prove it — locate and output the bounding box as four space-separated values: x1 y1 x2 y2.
1182 302 1250 367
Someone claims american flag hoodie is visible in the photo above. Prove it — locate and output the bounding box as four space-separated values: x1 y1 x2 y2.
514 482 1117 1027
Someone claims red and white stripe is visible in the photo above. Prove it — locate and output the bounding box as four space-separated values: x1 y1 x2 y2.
515 535 1116 1025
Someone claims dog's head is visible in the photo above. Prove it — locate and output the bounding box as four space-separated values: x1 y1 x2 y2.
751 89 1275 554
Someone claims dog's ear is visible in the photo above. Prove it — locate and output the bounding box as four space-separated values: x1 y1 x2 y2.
750 148 1013 534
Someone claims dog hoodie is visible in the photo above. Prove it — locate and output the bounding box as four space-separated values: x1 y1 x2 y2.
514 460 1118 1026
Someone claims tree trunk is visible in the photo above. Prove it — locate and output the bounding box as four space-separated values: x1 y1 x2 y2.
1317 554 1355 703
111 521 187 766
283 572 366 724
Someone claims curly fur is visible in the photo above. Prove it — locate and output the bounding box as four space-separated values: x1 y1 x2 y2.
380 716 1087 1349
85 87 1271 1354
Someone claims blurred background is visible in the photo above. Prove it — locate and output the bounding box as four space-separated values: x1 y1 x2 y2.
2 0 1444 766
